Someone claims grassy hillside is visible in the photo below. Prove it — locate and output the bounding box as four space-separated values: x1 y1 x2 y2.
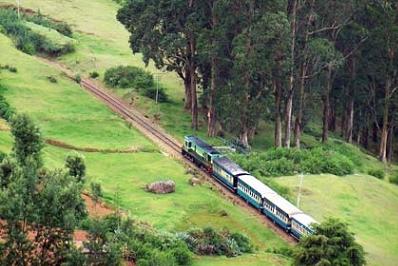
0 22 288 266
276 174 398 266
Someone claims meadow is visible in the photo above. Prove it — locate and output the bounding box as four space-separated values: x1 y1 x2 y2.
276 174 398 266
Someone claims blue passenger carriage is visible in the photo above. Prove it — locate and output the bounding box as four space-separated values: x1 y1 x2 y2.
237 175 276 210
262 193 302 231
182 135 221 172
212 157 248 191
290 213 317 239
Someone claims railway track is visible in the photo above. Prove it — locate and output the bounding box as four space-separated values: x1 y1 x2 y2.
78 77 296 244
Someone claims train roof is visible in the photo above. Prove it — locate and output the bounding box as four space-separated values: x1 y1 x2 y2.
184 135 220 155
213 157 248 176
291 213 318 228
238 175 277 197
266 193 302 216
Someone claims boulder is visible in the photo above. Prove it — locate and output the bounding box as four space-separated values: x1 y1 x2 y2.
146 180 175 194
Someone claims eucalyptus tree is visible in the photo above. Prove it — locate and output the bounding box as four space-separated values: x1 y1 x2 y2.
117 0 205 129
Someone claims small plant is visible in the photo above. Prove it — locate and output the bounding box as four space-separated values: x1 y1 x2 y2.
89 71 99 79
0 94 15 121
47 76 58 83
74 74 81 84
368 169 385 179
0 65 17 73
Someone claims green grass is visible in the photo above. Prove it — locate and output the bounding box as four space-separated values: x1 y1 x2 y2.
25 21 76 47
276 174 398 266
192 253 290 266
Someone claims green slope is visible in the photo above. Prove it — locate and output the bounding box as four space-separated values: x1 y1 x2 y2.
276 174 398 266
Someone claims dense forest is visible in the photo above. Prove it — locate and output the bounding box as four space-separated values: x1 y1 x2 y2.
117 0 398 162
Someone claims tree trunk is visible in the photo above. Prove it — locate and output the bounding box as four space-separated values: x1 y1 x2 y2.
274 79 282 147
341 107 346 137
372 122 378 142
294 61 307 148
240 127 249 148
362 125 369 149
284 0 297 148
184 68 192 111
207 57 217 136
345 97 354 143
190 68 198 130
322 65 332 143
387 123 394 162
378 80 390 162
329 99 337 132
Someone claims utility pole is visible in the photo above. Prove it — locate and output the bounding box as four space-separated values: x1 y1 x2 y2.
296 173 304 208
155 74 159 105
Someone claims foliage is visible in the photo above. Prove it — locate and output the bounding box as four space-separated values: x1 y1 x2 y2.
0 64 17 73
90 182 103 204
294 218 366 266
74 74 81 84
0 94 15 121
367 168 385 179
24 11 73 37
0 114 86 265
10 114 43 166
65 152 86 183
143 87 169 103
231 145 355 178
104 65 154 90
0 9 74 56
390 173 398 185
82 215 193 266
90 71 99 79
179 227 253 257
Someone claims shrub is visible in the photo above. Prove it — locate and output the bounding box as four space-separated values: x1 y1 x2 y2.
25 13 73 37
0 65 17 73
231 145 354 178
104 65 154 89
389 173 398 185
74 74 81 84
143 87 169 103
47 76 57 83
368 169 385 179
0 95 15 121
89 71 99 79
0 9 74 56
180 227 252 257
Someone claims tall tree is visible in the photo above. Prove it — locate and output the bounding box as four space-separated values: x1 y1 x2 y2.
117 0 204 129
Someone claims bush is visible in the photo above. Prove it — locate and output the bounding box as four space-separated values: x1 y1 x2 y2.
143 87 169 103
104 66 154 89
89 71 99 79
0 65 17 73
231 145 355 178
25 12 73 37
179 227 252 257
368 169 385 179
47 76 57 83
0 9 74 56
74 74 81 84
0 95 15 121
389 173 398 185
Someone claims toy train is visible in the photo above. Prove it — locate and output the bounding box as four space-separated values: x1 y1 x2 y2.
182 135 317 240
